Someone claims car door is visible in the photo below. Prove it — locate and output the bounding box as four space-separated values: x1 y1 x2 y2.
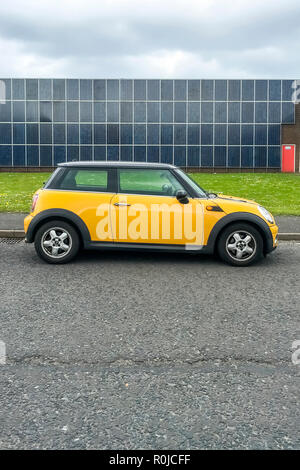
111 168 204 248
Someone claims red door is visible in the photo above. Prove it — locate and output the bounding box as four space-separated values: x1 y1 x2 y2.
282 145 295 172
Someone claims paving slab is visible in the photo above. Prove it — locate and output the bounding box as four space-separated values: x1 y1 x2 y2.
0 213 27 230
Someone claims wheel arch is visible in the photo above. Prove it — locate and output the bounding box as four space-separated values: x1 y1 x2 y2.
25 209 91 247
206 212 274 255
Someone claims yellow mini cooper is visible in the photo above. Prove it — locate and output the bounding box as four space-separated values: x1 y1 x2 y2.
24 162 278 266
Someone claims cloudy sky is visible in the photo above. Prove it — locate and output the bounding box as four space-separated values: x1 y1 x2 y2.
0 0 299 78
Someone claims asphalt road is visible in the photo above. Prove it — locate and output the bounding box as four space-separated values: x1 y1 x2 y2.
0 240 299 450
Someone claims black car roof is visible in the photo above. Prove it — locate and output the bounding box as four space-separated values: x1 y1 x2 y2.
58 161 176 169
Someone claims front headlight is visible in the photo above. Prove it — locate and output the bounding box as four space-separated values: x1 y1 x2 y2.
258 205 274 224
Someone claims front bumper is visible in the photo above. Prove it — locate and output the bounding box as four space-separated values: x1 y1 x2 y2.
270 224 279 248
264 223 278 253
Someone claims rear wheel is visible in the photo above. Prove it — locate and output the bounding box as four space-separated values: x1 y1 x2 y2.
217 223 263 267
34 220 80 264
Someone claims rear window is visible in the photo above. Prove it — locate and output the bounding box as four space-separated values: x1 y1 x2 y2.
58 169 108 192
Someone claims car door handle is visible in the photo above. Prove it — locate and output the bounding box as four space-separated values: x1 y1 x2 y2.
114 202 131 207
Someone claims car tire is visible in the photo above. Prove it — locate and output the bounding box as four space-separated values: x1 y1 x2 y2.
34 220 80 264
217 223 263 267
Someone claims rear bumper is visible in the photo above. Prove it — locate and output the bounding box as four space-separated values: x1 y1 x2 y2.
24 214 33 242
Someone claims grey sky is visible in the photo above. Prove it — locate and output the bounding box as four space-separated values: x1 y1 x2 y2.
0 0 299 78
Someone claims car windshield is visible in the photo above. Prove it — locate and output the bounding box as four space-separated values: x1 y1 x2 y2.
174 169 207 197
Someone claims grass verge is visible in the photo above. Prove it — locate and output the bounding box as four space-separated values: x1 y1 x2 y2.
0 172 299 215
189 173 300 216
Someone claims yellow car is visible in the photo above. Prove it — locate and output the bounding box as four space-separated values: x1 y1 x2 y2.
24 162 278 266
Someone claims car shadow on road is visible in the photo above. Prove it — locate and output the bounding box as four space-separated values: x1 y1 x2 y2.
76 247 216 266
74 244 282 268
74 248 277 268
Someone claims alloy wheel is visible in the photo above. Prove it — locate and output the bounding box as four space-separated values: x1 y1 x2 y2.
225 230 257 262
41 227 72 259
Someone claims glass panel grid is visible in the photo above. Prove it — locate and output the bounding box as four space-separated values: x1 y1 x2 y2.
0 79 294 167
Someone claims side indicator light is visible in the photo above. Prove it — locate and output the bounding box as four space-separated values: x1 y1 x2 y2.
206 205 223 212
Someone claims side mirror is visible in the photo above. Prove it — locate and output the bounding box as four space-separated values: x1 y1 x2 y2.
176 189 189 204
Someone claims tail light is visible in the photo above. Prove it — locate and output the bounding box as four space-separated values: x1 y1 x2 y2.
31 194 39 213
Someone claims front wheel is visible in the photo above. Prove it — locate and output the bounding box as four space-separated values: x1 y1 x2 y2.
217 223 263 267
34 220 80 264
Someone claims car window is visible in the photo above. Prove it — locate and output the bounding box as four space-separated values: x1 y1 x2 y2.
58 169 108 191
118 169 185 196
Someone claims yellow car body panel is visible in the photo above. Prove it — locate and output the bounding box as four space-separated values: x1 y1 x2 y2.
111 193 229 246
212 195 278 247
26 189 116 242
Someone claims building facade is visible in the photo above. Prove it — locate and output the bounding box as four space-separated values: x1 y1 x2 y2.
0 78 299 170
